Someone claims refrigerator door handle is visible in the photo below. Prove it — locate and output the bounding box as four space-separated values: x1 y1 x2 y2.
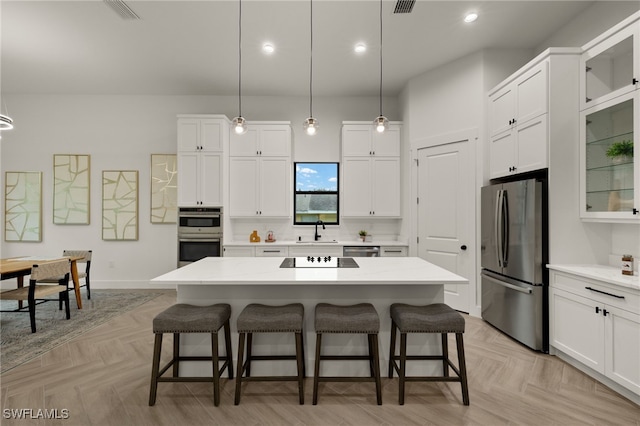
495 189 504 268
502 190 509 266
483 274 533 294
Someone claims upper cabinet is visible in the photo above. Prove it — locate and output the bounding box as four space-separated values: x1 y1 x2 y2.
177 115 228 207
342 124 401 157
229 122 292 218
341 122 401 218
580 12 640 111
489 63 548 138
579 13 640 223
229 124 291 157
580 88 639 222
488 49 580 180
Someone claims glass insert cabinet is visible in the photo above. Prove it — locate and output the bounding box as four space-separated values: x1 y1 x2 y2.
580 91 639 221
579 13 639 222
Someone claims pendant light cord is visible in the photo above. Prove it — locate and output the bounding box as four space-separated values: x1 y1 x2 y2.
238 0 243 117
379 0 383 117
309 0 314 118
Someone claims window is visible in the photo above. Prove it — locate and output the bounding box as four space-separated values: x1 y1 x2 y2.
294 162 339 225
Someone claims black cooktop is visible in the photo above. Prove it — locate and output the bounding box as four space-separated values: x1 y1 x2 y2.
279 257 359 268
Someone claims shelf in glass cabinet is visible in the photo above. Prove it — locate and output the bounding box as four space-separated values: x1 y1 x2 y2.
586 160 634 171
585 131 633 145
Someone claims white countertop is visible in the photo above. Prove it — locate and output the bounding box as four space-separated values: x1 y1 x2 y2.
223 240 408 247
152 256 467 286
547 264 639 291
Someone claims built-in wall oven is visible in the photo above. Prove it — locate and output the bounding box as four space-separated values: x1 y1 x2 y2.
177 207 222 267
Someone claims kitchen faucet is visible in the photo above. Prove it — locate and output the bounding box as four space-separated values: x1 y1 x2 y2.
314 220 325 241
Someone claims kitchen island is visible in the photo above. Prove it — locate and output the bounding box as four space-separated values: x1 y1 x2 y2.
151 256 468 377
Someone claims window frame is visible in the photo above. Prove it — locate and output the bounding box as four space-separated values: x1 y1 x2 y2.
293 162 340 226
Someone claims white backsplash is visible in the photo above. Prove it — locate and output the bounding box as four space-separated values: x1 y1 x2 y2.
228 218 404 243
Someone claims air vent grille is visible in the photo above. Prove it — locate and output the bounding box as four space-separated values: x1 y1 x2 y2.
104 0 140 20
393 0 415 14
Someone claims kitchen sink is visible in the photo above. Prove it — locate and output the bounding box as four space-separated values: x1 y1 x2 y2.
295 240 339 244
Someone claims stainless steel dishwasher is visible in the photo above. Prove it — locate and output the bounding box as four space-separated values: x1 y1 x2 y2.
343 246 380 257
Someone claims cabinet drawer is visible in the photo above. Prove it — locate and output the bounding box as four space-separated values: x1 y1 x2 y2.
551 271 640 314
379 246 407 257
256 247 288 257
223 246 255 257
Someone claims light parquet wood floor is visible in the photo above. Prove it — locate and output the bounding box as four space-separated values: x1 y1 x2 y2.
1 290 639 426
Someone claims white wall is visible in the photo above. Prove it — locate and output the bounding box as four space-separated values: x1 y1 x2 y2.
0 93 399 289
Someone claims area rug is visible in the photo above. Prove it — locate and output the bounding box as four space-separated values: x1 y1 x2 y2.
0 290 162 374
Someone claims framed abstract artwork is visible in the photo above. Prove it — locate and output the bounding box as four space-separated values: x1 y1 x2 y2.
102 170 138 241
150 154 177 223
4 171 43 242
53 154 90 224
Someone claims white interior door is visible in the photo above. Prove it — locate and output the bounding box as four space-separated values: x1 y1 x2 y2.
417 140 472 312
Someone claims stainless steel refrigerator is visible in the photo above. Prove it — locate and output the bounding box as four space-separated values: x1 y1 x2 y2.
481 176 548 352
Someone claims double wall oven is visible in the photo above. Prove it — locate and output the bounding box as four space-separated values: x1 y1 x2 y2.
177 207 222 267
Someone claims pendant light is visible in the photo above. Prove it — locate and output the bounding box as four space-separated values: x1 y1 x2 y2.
303 0 318 136
232 0 248 135
0 115 13 131
374 0 388 133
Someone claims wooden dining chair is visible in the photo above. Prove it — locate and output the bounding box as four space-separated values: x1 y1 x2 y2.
39 250 92 306
0 259 71 333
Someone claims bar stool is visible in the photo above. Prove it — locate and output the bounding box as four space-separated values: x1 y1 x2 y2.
149 303 233 407
313 303 382 405
388 303 469 405
234 303 305 405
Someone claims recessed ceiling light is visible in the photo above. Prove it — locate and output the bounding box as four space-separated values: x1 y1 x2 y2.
354 43 366 53
464 13 478 23
262 43 275 54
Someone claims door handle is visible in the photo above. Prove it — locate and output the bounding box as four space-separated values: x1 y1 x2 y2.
460 245 467 250
483 274 532 294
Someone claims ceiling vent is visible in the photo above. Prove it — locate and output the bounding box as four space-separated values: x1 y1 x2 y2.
393 0 415 14
104 0 140 20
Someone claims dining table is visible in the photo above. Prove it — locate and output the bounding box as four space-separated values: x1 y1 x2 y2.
0 255 85 309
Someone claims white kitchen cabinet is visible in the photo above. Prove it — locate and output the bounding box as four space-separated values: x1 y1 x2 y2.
580 91 639 222
229 157 290 217
229 123 291 157
229 122 291 218
580 11 639 111
379 246 408 257
489 62 548 138
255 246 288 257
341 122 401 218
578 14 640 222
488 49 580 179
223 246 255 257
550 270 640 397
177 115 228 206
341 124 401 157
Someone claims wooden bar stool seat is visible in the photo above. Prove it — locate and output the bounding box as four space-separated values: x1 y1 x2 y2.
234 303 305 405
313 303 382 405
389 303 469 405
149 303 233 407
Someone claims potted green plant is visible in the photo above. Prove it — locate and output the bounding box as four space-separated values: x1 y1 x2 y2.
358 230 367 242
606 140 634 164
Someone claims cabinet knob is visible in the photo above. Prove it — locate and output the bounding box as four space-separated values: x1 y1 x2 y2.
633 78 638 85
603 309 609 317
460 245 467 251
633 208 639 215
595 306 600 314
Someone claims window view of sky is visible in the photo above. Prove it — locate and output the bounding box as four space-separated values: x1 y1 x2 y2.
296 163 338 192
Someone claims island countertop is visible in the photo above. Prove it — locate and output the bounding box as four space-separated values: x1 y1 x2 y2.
151 256 468 286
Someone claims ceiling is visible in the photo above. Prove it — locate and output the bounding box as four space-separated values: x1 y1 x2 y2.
0 0 604 97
